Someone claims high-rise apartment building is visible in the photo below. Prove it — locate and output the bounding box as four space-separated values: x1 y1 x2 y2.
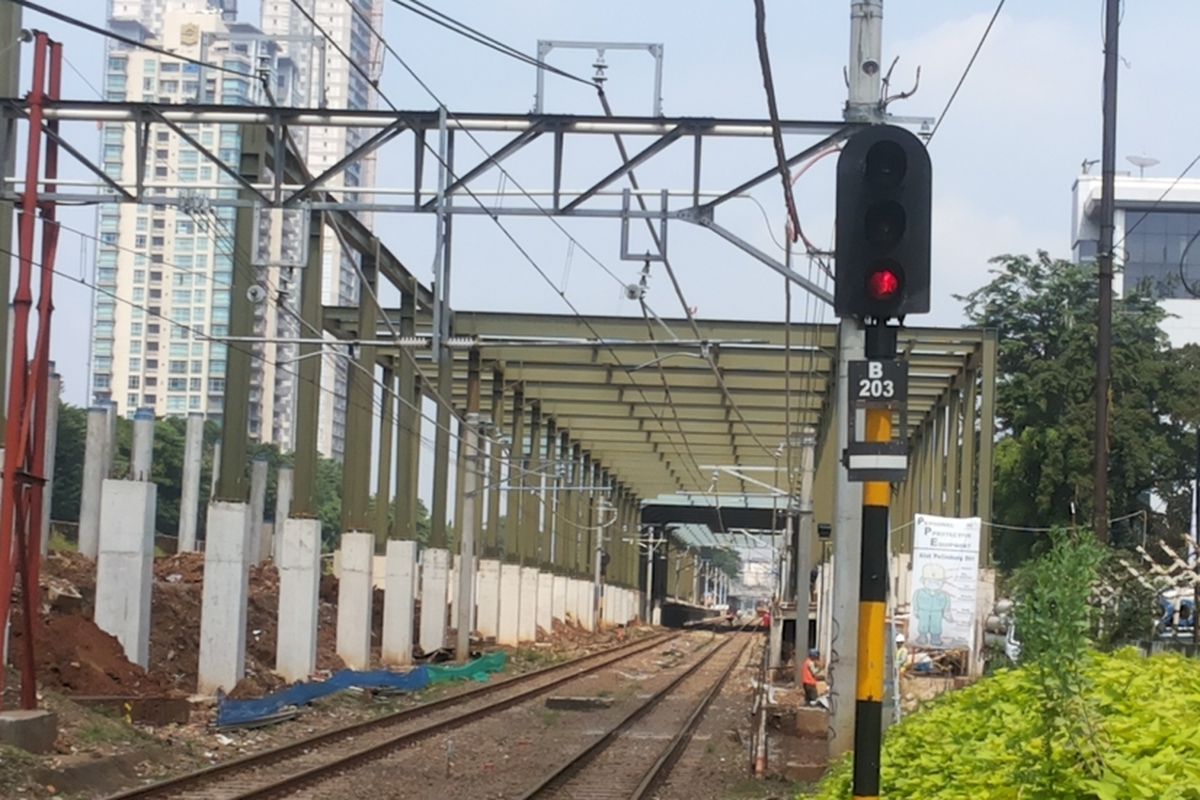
93 0 301 443
260 0 385 459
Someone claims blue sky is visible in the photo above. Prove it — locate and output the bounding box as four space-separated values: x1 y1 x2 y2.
14 0 1200 409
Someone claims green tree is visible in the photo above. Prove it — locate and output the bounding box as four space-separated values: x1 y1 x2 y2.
51 403 87 523
959 253 1195 568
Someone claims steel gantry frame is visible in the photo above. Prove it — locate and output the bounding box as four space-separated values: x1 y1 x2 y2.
0 90 995 652
0 100 859 296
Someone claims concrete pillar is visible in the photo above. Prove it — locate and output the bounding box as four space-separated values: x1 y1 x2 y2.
102 400 117 480
77 406 107 558
177 412 203 552
573 578 588 628
94 480 156 667
420 547 450 654
198 502 252 695
498 563 521 646
276 518 321 682
579 579 595 631
336 532 374 670
551 573 568 623
830 320 866 758
518 566 539 642
536 570 553 636
769 607 784 670
40 370 60 556
382 539 418 665
447 554 459 621
130 407 154 481
476 558 501 639
248 456 269 565
209 440 221 500
272 465 293 562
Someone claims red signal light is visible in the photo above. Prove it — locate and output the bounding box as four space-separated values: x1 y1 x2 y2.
866 266 902 301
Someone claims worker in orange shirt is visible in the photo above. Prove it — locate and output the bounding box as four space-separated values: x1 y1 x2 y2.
801 648 824 705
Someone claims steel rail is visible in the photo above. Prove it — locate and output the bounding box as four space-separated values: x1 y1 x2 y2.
630 634 754 799
106 632 676 800
517 632 749 799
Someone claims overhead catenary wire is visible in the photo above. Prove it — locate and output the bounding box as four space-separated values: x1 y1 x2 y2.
47 218 566 490
385 0 595 88
594 89 778 464
1112 151 1200 255
343 0 680 331
751 0 802 243
339 1 711 493
40 0 731 497
926 0 1006 144
7 0 252 78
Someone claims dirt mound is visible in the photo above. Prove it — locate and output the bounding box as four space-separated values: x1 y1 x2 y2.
154 552 205 583
9 613 169 696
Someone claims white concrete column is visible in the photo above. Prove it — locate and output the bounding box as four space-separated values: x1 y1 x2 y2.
94 479 156 667
419 547 450 654
198 501 252 695
130 407 154 481
77 406 107 559
209 441 221 500
447 553 460 621
476 559 501 639
40 369 60 557
536 571 553 635
518 566 539 642
248 456 269 565
382 539 418 666
102 400 117 480
551 573 568 623
497 563 521 646
566 579 580 626
579 580 595 632
276 518 321 682
177 412 203 553
336 532 374 670
272 465 293 562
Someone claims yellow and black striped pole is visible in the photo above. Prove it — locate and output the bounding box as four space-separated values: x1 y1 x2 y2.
852 404 891 799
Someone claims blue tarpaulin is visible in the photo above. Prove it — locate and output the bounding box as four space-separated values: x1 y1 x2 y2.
214 652 509 728
216 667 430 728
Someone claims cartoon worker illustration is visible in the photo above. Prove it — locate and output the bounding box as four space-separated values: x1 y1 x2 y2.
912 563 952 646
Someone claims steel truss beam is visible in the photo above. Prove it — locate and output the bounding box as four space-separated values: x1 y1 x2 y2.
0 100 857 302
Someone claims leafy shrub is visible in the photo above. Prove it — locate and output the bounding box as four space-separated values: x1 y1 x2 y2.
1012 529 1107 785
809 649 1200 799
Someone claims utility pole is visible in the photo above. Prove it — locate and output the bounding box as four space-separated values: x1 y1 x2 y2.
456 350 481 663
1093 0 1120 543
793 430 816 686
829 0 883 758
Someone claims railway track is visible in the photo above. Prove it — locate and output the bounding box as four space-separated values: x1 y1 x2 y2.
518 632 753 800
107 632 677 800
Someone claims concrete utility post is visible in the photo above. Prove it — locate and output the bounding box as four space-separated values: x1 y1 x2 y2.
456 349 482 662
829 0 884 759
794 430 816 685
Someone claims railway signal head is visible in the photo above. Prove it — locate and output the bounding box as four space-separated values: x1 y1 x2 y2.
834 125 932 320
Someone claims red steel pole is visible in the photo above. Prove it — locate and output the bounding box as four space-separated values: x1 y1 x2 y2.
0 31 57 710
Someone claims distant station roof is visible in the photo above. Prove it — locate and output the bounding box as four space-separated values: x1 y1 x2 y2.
324 308 996 553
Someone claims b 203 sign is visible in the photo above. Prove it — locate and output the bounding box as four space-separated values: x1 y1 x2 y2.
849 359 908 402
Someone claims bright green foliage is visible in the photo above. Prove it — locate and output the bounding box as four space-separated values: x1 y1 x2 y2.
1012 529 1108 786
958 253 1196 566
810 650 1200 799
